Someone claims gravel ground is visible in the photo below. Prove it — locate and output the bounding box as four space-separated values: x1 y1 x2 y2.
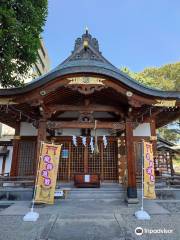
0 215 50 240
158 202 180 213
0 201 180 240
121 213 180 240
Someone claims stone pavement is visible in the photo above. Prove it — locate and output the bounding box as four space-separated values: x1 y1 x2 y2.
0 198 180 240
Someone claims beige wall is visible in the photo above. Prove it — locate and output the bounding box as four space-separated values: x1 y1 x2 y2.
0 124 15 138
133 123 151 136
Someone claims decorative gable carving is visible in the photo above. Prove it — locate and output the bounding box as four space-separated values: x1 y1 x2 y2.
61 29 110 66
69 48 102 62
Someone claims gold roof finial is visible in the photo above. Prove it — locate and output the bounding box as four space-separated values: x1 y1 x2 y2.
83 26 89 49
85 26 89 34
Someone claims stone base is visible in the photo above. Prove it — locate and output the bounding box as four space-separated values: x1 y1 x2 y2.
135 210 150 220
126 197 139 204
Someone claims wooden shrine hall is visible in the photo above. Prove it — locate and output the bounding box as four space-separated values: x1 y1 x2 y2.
0 30 180 200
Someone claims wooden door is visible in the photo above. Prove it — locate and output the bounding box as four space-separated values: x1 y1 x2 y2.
70 143 85 179
87 139 118 182
88 143 101 176
17 140 36 176
102 141 118 181
57 139 85 181
57 137 118 182
58 141 71 181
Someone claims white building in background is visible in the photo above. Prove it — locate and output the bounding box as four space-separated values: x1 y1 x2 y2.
25 39 51 82
0 39 50 175
0 38 51 140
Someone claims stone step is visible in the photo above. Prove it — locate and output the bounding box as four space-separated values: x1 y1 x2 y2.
69 186 124 191
59 183 125 200
68 189 125 199
64 198 124 202
70 189 123 193
70 192 124 196
59 183 122 189
68 197 124 200
70 189 124 193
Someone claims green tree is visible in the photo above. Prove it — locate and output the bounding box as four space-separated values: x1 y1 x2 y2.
158 125 180 143
121 63 180 91
121 64 180 143
0 0 48 88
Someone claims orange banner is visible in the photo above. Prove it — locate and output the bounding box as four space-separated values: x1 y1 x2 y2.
34 142 62 204
143 141 156 199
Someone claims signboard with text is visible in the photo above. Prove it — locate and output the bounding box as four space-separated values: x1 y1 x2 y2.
143 141 156 199
34 143 62 204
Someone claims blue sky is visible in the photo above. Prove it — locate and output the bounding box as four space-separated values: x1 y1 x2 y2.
42 0 180 72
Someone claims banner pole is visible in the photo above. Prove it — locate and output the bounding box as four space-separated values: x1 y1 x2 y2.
134 139 150 220
141 140 144 212
31 141 44 212
23 141 44 221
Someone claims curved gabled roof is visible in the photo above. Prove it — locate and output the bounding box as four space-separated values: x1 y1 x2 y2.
0 30 179 99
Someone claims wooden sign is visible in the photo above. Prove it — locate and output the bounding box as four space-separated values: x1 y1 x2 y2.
150 136 157 141
84 175 90 183
54 190 64 197
67 76 105 85
153 100 176 107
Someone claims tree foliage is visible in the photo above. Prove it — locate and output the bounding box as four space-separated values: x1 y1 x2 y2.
121 62 180 91
158 125 180 143
0 0 48 88
121 63 180 143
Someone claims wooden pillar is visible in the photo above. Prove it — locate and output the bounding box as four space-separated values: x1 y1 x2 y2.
10 123 20 177
169 153 174 176
125 119 137 199
36 119 47 167
1 154 6 176
150 118 157 155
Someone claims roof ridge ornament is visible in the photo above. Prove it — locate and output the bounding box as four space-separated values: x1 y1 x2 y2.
83 26 89 49
85 26 89 35
73 30 100 53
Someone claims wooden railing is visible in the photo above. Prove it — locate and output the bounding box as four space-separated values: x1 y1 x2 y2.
136 174 180 188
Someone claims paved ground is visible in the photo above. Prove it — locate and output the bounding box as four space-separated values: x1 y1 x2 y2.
0 198 180 240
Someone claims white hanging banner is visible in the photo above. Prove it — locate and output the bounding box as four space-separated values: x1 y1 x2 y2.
90 136 94 153
103 135 108 148
81 136 87 147
72 135 77 146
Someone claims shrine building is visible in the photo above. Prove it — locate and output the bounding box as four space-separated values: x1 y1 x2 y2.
0 30 180 200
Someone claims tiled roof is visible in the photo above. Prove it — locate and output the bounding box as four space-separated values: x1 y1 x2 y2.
0 31 179 99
